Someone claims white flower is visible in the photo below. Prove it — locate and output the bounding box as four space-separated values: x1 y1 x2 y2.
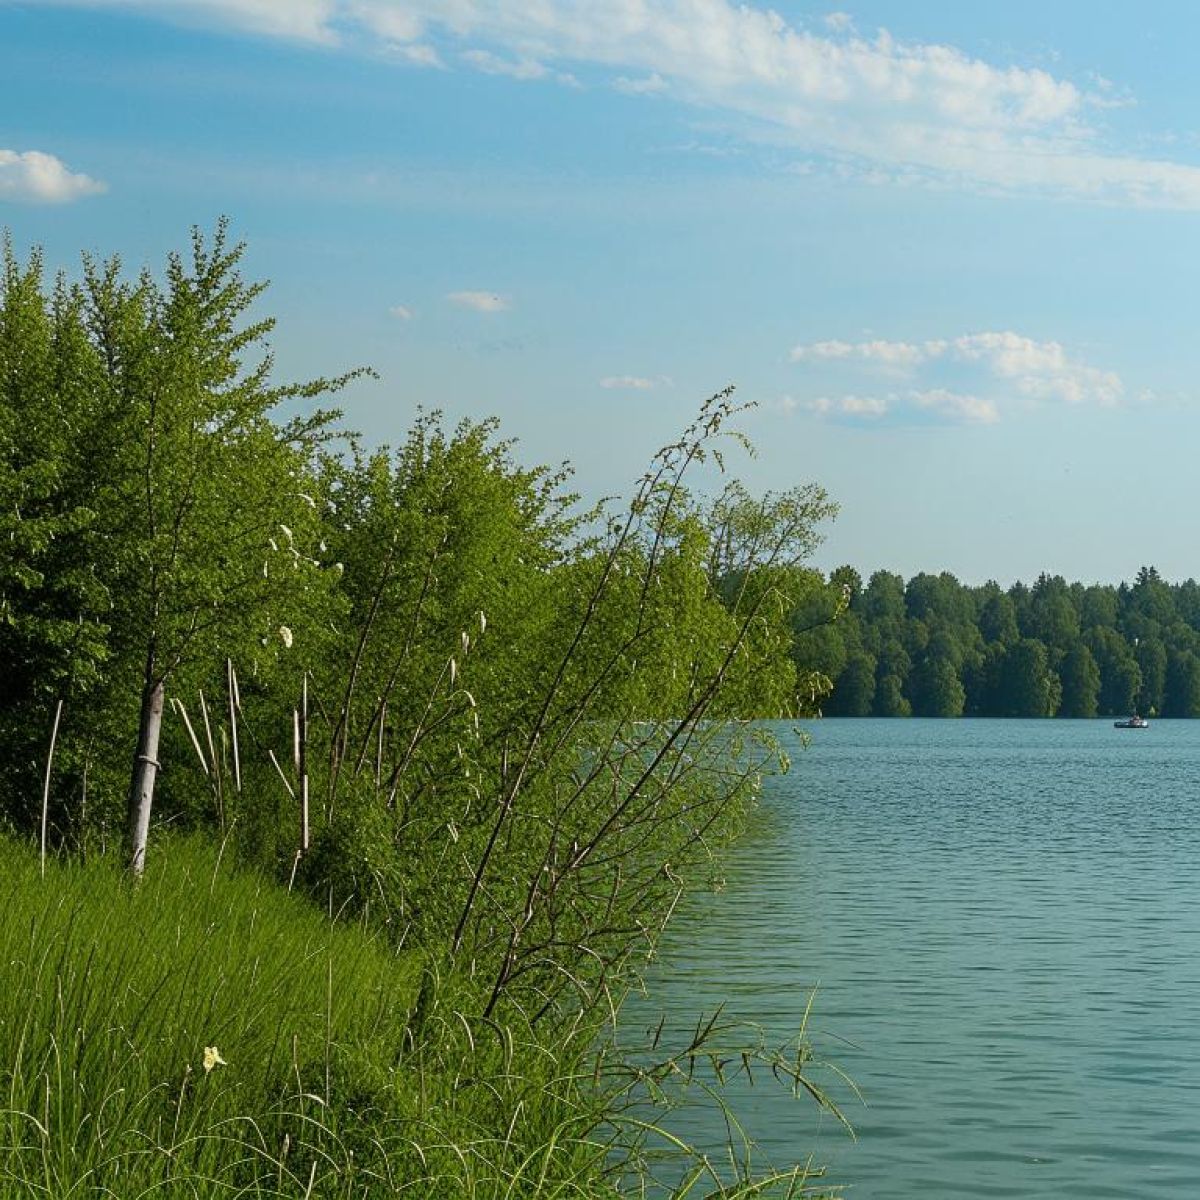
279 625 293 649
203 1046 227 1074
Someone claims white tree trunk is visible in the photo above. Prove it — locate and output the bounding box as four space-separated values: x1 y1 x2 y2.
127 674 165 875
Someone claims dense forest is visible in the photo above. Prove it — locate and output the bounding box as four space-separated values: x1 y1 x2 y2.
801 565 1200 718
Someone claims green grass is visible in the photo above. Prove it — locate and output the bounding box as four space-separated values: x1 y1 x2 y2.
0 833 424 1195
0 834 841 1198
0 836 646 1198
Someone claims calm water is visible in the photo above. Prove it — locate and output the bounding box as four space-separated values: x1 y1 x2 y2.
636 719 1200 1198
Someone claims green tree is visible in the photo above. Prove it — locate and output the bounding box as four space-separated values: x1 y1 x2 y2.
0 243 112 828
978 588 1018 645
81 225 351 872
1164 648 1200 717
861 570 906 623
1026 573 1080 651
909 653 965 717
993 638 1060 717
1134 637 1167 715
1086 627 1141 716
827 650 876 716
1078 584 1118 632
874 673 911 717
1058 643 1100 718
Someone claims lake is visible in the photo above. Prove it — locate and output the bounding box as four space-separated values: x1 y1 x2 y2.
634 718 1200 1198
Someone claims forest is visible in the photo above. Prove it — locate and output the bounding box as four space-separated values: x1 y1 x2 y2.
801 565 1200 719
0 225 848 1196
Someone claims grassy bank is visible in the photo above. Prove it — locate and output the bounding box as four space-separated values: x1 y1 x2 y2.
0 821 846 1199
0 835 637 1198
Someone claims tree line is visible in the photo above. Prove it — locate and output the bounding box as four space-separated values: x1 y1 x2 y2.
798 565 1200 718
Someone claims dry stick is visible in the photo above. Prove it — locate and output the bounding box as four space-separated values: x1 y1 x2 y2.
268 749 296 799
198 690 223 829
375 698 386 788
172 698 210 775
227 658 241 796
300 674 310 856
40 699 64 879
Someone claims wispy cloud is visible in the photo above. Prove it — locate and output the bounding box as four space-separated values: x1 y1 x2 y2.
0 149 106 204
462 48 576 85
789 329 1122 423
57 0 1200 209
784 388 995 425
912 388 998 424
613 73 668 97
388 304 413 319
599 373 672 390
448 290 510 313
46 0 340 44
790 338 930 367
798 394 891 418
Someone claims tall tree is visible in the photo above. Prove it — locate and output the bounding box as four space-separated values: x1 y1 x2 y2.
1164 648 1200 717
1058 643 1100 718
993 638 1060 717
82 224 352 872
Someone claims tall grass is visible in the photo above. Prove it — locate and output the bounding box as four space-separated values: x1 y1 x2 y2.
0 833 846 1197
0 833 419 1194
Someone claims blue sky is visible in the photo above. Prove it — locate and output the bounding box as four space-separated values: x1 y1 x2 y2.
4 1 1200 585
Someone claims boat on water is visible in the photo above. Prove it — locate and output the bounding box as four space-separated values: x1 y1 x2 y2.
1114 715 1150 729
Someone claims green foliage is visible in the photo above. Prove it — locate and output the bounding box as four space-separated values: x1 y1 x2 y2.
1058 643 1101 718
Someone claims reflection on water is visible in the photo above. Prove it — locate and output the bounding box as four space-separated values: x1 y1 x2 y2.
632 719 1200 1198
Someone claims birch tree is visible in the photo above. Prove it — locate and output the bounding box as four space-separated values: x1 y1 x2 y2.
82 222 352 872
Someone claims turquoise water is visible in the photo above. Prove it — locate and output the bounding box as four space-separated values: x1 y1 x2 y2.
636 719 1200 1198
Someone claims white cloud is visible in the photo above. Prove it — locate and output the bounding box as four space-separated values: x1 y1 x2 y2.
614 73 668 96
790 339 854 362
52 0 1200 207
0 149 106 204
793 330 1121 407
390 41 441 66
790 337 928 366
911 388 998 424
389 304 413 319
448 290 510 312
950 331 1123 405
463 49 548 80
794 388 992 424
462 48 578 85
599 374 672 389
857 339 928 367
801 394 890 418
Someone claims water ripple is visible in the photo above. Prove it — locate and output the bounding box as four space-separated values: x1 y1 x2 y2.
634 719 1200 1198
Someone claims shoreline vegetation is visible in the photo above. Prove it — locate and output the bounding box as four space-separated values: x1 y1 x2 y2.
0 225 851 1196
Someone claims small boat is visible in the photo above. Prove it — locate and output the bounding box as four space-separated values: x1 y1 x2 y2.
1114 715 1149 729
